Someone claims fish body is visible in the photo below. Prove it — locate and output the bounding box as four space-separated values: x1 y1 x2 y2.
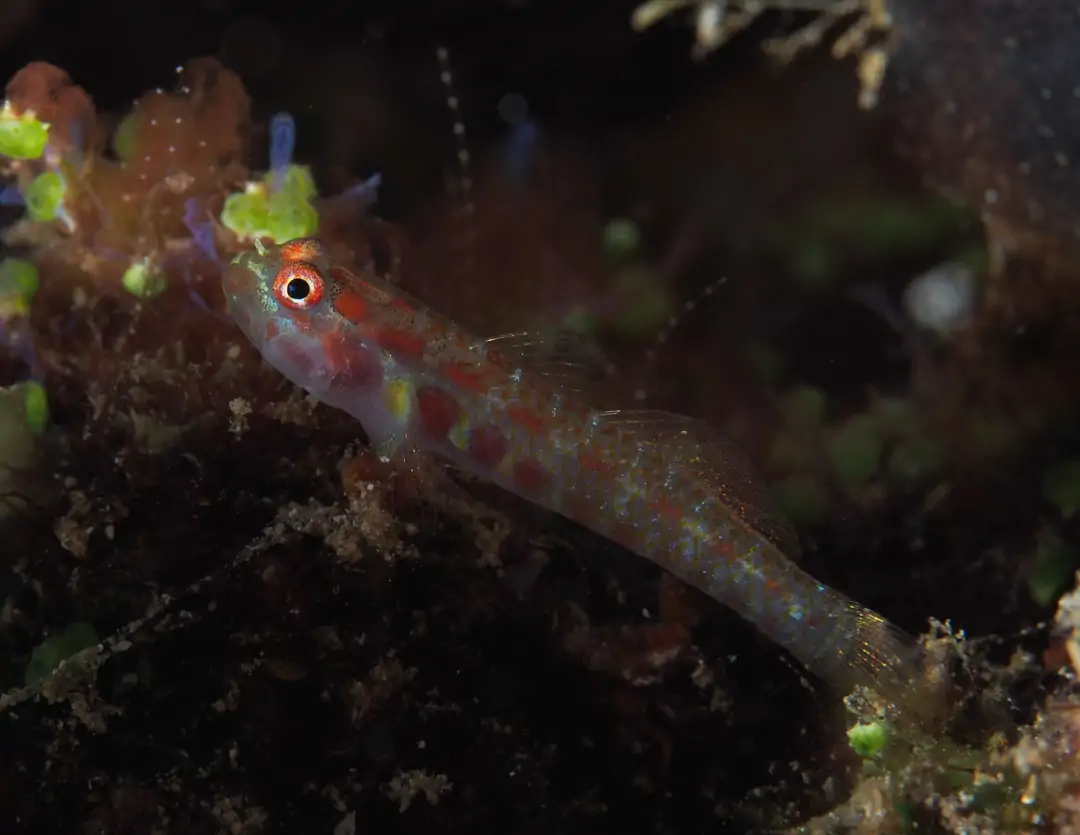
223 238 928 703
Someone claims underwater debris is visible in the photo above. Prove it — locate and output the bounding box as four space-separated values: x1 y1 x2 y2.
875 1 1080 277
632 0 892 104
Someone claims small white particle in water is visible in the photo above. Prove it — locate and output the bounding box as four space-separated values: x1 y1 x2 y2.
497 92 529 125
903 261 977 333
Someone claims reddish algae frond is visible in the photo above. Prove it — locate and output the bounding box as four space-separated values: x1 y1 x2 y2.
0 59 252 293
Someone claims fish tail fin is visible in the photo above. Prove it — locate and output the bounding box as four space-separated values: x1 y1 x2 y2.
838 605 954 725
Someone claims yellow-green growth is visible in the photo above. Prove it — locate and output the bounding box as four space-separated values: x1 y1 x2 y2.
771 473 827 525
112 111 138 161
847 720 888 758
221 186 270 240
266 188 318 243
827 414 883 488
609 265 674 337
221 164 319 244
0 103 49 160
23 381 48 435
1043 460 1080 518
888 437 943 484
24 171 65 222
25 622 99 687
122 258 167 299
603 217 641 261
780 385 826 429
277 164 317 201
1028 534 1078 607
0 257 39 318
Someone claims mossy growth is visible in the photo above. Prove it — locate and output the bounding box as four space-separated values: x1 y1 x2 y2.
23 170 65 223
25 621 99 687
0 257 38 318
0 102 49 160
766 386 945 521
221 164 320 244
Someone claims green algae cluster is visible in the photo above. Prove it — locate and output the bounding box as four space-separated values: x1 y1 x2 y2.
23 170 65 223
0 103 49 161
24 622 99 687
767 386 944 524
221 164 320 244
0 257 38 319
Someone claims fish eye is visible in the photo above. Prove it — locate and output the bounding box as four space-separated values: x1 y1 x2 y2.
272 263 325 310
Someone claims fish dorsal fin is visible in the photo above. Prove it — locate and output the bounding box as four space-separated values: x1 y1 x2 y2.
594 409 802 557
484 330 612 393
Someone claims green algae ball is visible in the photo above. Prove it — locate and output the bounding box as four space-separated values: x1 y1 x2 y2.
1028 537 1078 608
24 171 65 222
827 415 883 488
266 189 319 244
122 259 167 299
603 217 641 260
221 190 270 240
872 397 918 437
609 265 674 337
112 111 138 161
888 437 943 484
847 721 887 758
771 473 828 525
225 165 319 243
560 305 599 335
0 112 49 160
23 381 48 435
745 341 784 383
25 621 99 687
276 164 317 200
0 257 39 318
766 432 815 474
790 237 835 288
780 385 826 429
1043 460 1080 518
0 257 38 295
